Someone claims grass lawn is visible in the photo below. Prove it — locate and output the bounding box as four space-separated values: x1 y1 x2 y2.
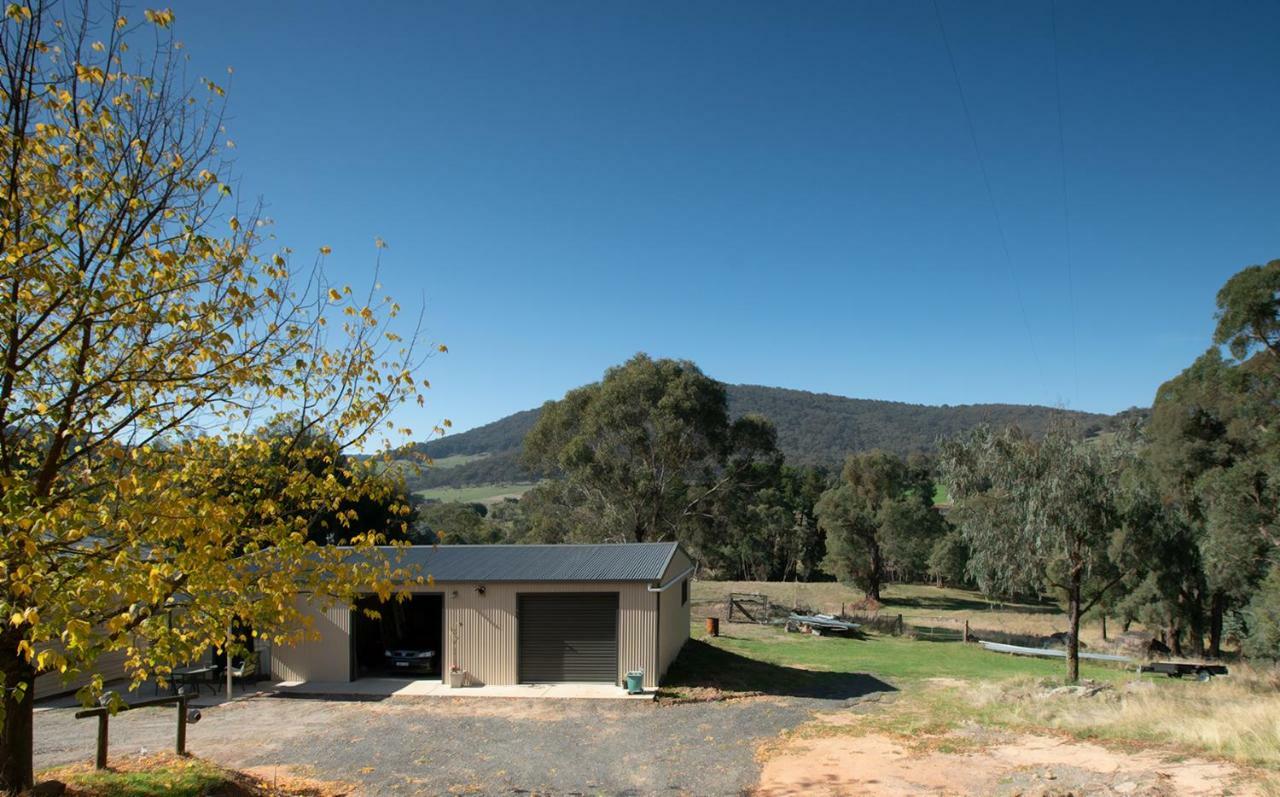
414 482 536 504
674 621 1127 689
41 754 344 797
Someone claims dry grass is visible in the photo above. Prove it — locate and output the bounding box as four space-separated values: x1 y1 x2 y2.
958 665 1280 769
693 580 1122 646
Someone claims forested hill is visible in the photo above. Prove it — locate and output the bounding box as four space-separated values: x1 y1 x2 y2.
727 385 1116 466
401 384 1123 491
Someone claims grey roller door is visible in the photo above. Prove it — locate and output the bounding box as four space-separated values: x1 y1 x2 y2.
518 593 618 683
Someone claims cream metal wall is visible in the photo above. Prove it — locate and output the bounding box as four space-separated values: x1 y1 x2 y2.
444 581 658 687
34 648 129 700
655 548 693 680
270 598 353 683
271 581 671 687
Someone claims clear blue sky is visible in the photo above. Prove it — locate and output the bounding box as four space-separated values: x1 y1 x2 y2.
166 0 1280 437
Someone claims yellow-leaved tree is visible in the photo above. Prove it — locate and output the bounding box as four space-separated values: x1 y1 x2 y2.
0 3 437 790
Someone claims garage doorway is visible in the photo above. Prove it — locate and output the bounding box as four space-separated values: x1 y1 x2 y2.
518 592 618 684
352 594 443 680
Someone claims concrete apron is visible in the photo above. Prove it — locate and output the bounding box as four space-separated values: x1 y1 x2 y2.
268 677 656 701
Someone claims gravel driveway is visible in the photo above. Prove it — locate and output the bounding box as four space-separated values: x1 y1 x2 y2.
35 677 891 796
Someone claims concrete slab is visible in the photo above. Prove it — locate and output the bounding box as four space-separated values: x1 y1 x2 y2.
267 677 655 701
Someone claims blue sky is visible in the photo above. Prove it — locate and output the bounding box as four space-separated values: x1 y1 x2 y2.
165 0 1280 437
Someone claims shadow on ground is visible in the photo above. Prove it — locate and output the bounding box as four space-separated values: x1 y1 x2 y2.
661 639 896 701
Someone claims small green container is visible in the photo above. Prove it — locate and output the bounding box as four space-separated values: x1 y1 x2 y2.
624 670 644 694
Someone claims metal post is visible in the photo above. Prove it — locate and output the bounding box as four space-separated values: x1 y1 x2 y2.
95 713 108 769
175 693 187 755
226 619 234 697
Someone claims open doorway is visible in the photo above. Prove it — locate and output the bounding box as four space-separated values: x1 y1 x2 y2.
352 593 443 679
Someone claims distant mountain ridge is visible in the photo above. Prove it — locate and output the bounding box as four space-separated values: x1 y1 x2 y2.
402 384 1129 491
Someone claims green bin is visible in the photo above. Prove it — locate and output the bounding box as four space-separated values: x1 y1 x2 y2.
624 670 644 694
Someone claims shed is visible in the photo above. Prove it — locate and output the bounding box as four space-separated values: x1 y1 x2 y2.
271 542 694 689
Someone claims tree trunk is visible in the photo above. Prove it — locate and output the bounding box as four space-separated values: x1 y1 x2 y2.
1188 612 1205 658
1101 613 1107 641
1168 622 1183 656
1066 572 1081 683
866 543 883 602
1208 592 1225 659
0 641 35 795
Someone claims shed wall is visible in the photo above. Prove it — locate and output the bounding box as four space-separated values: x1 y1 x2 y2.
272 582 663 687
34 648 129 700
443 581 658 687
270 599 352 682
656 577 691 682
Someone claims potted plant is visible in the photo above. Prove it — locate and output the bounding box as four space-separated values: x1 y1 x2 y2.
448 664 465 688
447 622 465 687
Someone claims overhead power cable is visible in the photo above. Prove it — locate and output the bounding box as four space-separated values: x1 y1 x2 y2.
931 0 1049 399
1049 0 1081 406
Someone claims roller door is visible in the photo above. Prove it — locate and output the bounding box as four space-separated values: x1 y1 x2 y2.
518 593 618 683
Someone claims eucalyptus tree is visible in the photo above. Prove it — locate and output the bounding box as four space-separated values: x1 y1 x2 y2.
941 425 1132 682
522 354 782 547
816 450 942 601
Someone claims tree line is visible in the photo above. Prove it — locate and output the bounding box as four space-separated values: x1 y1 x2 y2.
406 261 1280 683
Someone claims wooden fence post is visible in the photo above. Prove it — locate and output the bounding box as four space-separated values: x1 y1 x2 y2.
963 620 970 643
895 614 904 635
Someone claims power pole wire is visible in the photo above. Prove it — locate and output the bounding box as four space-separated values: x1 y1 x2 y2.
931 0 1048 399
1050 0 1081 406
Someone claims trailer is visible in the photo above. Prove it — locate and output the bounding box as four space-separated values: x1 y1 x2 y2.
1139 661 1229 680
786 613 861 636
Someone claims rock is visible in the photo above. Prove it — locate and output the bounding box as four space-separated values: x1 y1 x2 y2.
1114 782 1138 794
25 781 67 797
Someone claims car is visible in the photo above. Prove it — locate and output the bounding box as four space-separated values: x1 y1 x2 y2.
384 648 436 673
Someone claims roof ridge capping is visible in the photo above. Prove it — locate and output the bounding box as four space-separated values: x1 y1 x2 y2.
342 541 682 583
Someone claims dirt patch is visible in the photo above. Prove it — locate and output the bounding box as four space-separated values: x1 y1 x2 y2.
754 730 1261 796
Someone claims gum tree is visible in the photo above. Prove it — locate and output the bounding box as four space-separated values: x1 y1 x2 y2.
940 425 1130 682
0 4 435 790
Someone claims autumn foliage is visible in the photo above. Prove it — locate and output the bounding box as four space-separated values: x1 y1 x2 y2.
0 3 434 791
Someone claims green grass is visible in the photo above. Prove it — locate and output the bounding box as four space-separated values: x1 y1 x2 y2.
52 757 231 797
681 622 1128 687
414 482 536 504
932 483 951 505
425 453 490 469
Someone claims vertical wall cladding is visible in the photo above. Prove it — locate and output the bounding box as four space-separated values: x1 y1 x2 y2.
270 598 352 682
34 648 130 700
656 546 694 682
656 578 691 682
440 582 657 687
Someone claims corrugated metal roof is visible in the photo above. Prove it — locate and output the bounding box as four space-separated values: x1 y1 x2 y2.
346 542 682 583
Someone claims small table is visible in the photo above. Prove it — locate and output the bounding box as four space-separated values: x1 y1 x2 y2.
171 665 218 696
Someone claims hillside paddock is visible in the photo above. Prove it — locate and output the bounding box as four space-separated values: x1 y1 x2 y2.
675 581 1280 795
695 580 1124 648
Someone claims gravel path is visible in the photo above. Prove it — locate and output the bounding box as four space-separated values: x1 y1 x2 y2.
35 682 891 796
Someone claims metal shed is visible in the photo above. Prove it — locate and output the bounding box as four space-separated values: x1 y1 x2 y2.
271 542 694 689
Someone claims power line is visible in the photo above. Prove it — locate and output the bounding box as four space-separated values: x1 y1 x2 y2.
1050 0 1080 406
931 0 1048 398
